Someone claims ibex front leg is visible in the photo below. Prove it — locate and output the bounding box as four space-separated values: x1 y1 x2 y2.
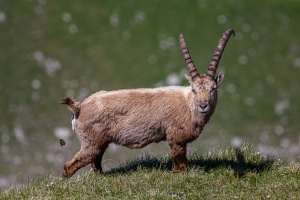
169 143 188 172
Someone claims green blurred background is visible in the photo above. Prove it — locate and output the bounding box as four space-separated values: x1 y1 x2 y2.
1 0 299 187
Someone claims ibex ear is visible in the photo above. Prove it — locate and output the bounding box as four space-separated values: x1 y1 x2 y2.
185 74 193 85
216 71 224 87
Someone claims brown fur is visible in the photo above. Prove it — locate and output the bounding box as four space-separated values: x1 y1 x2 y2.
60 29 234 177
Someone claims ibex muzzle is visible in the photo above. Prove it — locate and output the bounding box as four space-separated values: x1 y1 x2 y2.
60 29 235 177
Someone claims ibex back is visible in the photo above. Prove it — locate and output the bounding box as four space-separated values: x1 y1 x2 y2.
60 29 235 177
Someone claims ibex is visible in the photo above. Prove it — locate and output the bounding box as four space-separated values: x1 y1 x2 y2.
60 29 235 177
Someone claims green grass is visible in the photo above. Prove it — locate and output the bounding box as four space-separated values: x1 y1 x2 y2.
1 144 299 199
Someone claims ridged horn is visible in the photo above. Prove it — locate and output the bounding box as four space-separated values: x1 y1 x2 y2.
180 33 199 80
206 29 235 78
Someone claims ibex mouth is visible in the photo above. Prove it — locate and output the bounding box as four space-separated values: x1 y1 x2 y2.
200 110 209 115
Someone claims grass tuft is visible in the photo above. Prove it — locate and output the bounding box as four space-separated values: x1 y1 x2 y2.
1 144 299 199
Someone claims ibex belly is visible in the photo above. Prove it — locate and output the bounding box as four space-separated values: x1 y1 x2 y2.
113 121 166 149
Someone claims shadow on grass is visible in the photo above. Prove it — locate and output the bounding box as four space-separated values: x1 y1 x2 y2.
189 148 275 178
105 147 275 178
105 154 172 175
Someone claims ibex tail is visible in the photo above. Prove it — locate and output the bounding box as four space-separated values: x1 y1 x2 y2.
60 97 80 119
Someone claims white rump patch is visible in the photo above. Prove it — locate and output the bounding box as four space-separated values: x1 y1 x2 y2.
71 114 75 131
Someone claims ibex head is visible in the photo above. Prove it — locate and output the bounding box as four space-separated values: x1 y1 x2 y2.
180 29 235 115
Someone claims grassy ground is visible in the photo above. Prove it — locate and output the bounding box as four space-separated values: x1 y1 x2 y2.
1 145 299 199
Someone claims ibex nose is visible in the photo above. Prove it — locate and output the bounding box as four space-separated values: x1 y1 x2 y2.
199 103 208 110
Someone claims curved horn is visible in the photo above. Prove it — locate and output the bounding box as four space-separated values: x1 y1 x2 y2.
180 33 199 80
206 29 235 78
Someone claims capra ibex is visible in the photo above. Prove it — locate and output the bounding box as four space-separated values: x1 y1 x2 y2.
60 29 235 177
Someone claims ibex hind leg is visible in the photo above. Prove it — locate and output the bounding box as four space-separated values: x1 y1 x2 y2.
62 147 98 178
169 143 188 172
91 143 109 174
